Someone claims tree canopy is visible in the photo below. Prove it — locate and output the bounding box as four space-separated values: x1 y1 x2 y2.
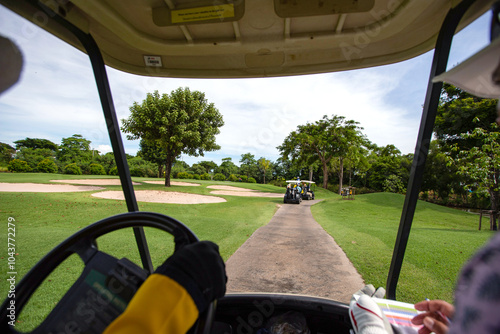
121 88 224 186
278 114 365 189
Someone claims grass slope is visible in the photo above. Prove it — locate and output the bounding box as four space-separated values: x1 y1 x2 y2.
312 192 495 303
0 173 282 330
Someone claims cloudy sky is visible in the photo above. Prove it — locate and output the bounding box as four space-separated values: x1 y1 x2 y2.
0 6 492 166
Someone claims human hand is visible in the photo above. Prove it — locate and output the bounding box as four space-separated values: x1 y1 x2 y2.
155 240 227 313
411 299 454 334
349 285 393 334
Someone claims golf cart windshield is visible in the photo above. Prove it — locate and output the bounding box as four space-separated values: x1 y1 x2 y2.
0 0 496 333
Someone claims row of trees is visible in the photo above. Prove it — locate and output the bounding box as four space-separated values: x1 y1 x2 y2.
1 85 497 225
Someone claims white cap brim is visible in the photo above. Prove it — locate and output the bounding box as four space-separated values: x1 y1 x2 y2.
433 37 500 99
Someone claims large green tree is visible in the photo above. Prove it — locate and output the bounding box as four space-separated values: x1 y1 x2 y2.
217 157 238 177
121 88 224 186
278 115 364 190
434 84 498 150
451 124 500 230
257 157 272 184
14 137 58 151
57 134 92 164
239 153 259 179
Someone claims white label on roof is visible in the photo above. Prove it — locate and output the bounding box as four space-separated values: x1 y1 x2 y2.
144 56 162 67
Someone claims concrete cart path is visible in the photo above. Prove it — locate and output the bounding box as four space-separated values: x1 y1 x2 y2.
225 200 364 303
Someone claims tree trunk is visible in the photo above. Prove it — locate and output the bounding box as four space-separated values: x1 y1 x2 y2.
164 155 174 187
322 159 328 189
263 171 266 184
338 157 344 195
309 166 313 181
158 164 164 178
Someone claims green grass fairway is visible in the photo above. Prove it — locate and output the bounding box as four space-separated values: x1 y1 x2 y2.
0 173 283 330
0 173 494 329
311 193 495 303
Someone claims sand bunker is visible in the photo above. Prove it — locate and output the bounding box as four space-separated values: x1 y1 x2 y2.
209 190 283 198
207 185 283 198
143 181 201 186
207 185 255 192
0 182 104 192
50 179 141 185
92 190 226 204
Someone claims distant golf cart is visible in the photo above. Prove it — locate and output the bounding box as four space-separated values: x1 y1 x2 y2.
301 181 316 200
284 180 302 204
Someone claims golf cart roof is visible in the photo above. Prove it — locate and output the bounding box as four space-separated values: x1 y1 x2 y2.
286 180 302 183
1 0 494 79
301 181 315 184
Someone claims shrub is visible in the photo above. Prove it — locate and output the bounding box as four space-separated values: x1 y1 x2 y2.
64 163 82 175
213 173 226 181
239 175 248 182
109 166 118 175
247 177 257 183
192 174 201 180
130 168 145 177
37 158 58 173
177 171 191 179
8 159 32 173
383 175 406 194
200 173 211 180
89 163 106 175
228 174 238 182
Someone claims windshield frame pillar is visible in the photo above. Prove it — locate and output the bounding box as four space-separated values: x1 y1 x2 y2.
386 0 477 299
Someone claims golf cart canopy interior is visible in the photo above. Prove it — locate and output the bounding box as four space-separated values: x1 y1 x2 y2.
0 0 496 333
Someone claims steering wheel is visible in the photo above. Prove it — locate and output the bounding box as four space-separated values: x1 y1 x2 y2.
0 212 216 334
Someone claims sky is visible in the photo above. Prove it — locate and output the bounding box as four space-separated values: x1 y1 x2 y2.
0 6 493 167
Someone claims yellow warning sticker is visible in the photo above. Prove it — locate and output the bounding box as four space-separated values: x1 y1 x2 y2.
171 4 235 23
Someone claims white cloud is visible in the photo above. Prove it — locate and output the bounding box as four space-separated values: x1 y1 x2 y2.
0 7 492 167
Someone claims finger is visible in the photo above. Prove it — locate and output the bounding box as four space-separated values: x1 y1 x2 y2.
373 287 386 298
414 300 455 318
423 316 449 334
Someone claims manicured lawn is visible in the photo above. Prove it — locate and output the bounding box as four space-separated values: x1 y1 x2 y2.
0 173 282 330
0 173 494 329
311 192 495 304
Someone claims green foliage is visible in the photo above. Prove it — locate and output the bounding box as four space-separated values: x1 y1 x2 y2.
37 158 58 173
64 163 82 175
138 139 166 177
213 173 226 181
192 174 200 180
247 177 257 183
16 148 55 169
89 163 106 175
200 173 211 180
228 174 238 182
217 157 239 177
382 175 406 194
278 114 366 189
239 175 248 182
177 171 192 179
239 153 259 179
57 135 92 164
0 142 15 164
8 159 32 172
449 124 500 229
435 84 498 150
14 138 58 151
190 163 206 175
121 88 224 186
109 167 119 176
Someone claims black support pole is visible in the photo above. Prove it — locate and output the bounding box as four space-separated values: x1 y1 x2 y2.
34 1 154 273
386 0 477 299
